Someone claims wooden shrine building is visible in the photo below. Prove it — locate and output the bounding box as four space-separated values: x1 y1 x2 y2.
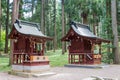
61 21 110 64
9 20 52 72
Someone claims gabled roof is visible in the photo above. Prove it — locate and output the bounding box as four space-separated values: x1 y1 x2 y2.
62 21 110 43
71 21 97 38
9 20 52 40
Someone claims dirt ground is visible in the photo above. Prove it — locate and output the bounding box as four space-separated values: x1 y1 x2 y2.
0 65 120 80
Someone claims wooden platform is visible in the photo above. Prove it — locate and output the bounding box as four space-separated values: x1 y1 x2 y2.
64 64 109 69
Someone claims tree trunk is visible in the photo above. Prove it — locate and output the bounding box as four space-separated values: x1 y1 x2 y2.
81 11 88 25
64 14 67 52
5 0 9 53
53 0 57 52
10 0 20 65
106 0 111 60
62 0 65 54
11 0 20 25
93 14 96 35
0 0 1 42
18 0 23 19
41 0 45 34
111 0 120 64
31 0 34 19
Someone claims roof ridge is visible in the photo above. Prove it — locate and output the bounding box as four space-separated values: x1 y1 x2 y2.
70 21 90 30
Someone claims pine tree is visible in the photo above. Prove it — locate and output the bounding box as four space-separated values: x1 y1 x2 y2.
111 0 120 64
10 0 20 65
62 0 65 54
0 0 1 42
5 0 9 53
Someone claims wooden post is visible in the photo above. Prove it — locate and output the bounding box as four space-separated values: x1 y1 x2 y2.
99 44 101 54
16 55 18 64
68 54 70 64
91 43 95 54
74 54 75 64
71 55 73 64
12 54 14 64
42 43 45 55
84 54 86 64
31 44 33 55
99 44 102 64
91 42 95 64
79 54 80 64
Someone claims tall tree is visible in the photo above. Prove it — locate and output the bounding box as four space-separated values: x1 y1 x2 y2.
117 0 120 25
111 0 120 64
31 0 34 17
5 0 9 53
106 0 111 39
18 0 23 19
53 0 57 52
81 11 88 24
0 0 1 42
62 0 65 54
10 0 20 65
106 0 112 61
11 0 20 25
41 0 45 34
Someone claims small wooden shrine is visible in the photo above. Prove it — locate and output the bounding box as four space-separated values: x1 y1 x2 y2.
61 21 110 64
9 20 52 72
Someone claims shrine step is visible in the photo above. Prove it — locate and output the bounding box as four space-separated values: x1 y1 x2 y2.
64 64 109 69
33 72 56 77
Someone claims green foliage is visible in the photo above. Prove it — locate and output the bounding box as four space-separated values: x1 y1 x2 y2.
0 56 10 72
46 49 68 67
0 30 5 51
101 43 114 64
102 52 114 64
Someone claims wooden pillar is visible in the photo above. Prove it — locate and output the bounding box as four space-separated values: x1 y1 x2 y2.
42 42 45 55
91 43 95 54
91 42 95 54
98 44 101 54
79 54 80 64
16 55 18 64
99 44 102 64
30 38 33 54
68 54 70 64
74 54 75 64
91 53 94 64
71 55 73 64
83 54 86 64
19 54 21 64
12 54 15 64
91 42 95 64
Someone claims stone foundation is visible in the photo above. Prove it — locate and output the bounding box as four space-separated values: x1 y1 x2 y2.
12 65 50 72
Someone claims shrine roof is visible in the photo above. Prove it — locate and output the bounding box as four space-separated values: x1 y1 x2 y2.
62 21 110 43
10 20 52 40
71 21 97 38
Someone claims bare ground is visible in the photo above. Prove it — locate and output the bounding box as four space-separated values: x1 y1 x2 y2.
0 65 120 80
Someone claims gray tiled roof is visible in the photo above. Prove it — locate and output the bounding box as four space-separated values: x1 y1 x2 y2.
71 21 97 38
71 22 110 42
62 21 110 43
14 20 51 39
